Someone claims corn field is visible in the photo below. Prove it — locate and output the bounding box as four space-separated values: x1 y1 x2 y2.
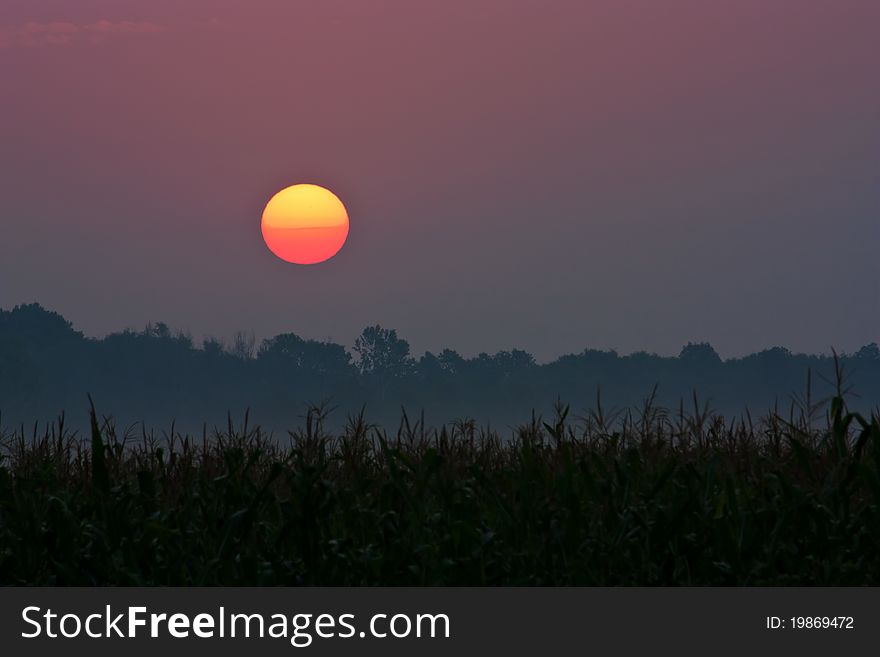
1 387 879 585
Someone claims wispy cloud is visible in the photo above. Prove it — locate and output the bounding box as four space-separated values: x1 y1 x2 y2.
0 20 163 49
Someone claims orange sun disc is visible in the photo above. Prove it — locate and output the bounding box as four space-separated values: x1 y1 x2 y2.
261 184 349 264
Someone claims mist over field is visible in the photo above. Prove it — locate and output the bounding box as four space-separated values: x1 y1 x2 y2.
2 303 877 435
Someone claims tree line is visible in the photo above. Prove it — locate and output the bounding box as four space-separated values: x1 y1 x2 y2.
1 303 877 433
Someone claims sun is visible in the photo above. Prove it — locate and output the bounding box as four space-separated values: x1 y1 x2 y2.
261 184 349 265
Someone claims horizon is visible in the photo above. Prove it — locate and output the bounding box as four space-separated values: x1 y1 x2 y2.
3 300 879 436
5 301 877 364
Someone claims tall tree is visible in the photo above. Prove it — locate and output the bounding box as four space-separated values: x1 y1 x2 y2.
354 325 413 379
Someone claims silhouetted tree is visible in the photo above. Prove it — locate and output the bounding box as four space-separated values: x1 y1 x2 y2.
437 348 465 374
258 333 352 376
145 322 172 340
230 331 256 360
353 325 412 378
202 337 226 357
679 342 722 366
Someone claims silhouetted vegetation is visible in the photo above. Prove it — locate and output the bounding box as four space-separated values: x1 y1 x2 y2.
1 388 879 585
2 304 880 584
1 303 878 433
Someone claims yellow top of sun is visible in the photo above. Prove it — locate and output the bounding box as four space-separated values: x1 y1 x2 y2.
261 184 349 230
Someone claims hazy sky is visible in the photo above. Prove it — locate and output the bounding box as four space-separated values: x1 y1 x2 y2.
1 0 878 361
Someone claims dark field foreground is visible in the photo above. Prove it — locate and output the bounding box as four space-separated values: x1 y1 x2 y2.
2 394 879 586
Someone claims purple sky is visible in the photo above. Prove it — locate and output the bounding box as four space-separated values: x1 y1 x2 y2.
1 0 878 360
